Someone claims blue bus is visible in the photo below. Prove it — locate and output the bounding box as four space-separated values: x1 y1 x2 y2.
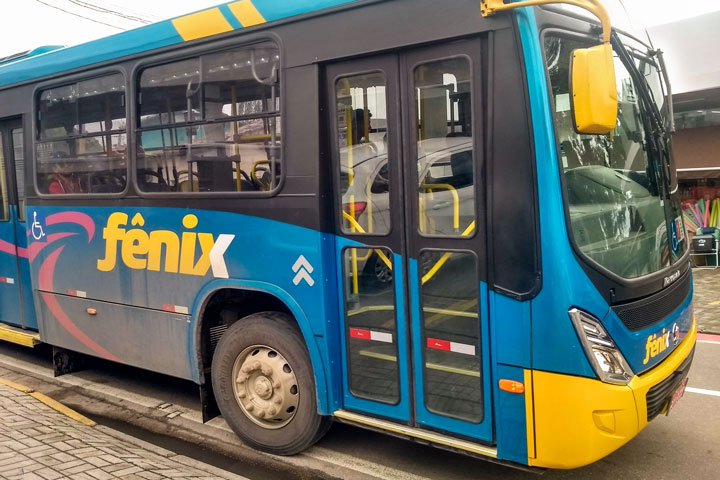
0 0 695 469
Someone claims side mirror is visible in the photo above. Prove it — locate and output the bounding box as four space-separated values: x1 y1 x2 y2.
570 43 618 135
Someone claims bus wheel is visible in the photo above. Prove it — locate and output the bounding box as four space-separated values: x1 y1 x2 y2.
211 311 330 455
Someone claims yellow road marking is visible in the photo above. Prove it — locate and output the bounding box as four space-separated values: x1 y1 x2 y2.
30 392 96 427
707 300 720 306
0 378 96 426
0 378 33 393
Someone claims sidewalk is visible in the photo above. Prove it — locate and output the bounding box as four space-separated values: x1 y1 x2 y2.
0 379 248 480
691 269 720 334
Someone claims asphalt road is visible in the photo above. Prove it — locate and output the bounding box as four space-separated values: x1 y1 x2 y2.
0 336 716 480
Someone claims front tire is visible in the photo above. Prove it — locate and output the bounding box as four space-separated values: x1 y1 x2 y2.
211 312 330 455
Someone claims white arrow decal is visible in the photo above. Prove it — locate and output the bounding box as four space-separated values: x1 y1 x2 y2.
292 255 315 286
293 269 315 287
292 255 314 274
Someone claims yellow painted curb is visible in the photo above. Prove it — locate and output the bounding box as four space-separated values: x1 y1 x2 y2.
0 378 96 427
0 378 34 393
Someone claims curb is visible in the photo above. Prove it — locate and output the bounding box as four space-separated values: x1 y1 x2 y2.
697 333 720 344
94 425 250 480
0 377 96 426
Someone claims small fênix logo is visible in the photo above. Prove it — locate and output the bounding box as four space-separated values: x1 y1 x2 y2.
97 212 234 278
642 322 680 365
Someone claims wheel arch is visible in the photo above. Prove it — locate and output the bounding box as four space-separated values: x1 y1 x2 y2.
188 279 330 414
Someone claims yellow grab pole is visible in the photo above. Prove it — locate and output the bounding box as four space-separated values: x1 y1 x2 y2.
422 183 460 232
421 221 476 285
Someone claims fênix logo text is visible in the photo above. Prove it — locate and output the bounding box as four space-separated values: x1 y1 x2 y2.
97 212 234 278
642 323 680 365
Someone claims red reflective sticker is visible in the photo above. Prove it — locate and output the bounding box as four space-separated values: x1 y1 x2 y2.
427 338 451 352
350 328 371 340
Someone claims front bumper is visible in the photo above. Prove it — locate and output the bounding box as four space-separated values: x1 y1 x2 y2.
527 319 697 469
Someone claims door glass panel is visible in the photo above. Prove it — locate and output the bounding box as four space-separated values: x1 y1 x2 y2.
414 58 475 237
420 250 482 422
12 129 24 221
343 247 399 404
0 135 7 221
335 73 390 235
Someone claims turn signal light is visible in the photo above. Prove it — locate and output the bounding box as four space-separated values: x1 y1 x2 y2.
499 379 525 394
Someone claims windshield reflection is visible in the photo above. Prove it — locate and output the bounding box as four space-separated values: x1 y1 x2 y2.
545 35 686 279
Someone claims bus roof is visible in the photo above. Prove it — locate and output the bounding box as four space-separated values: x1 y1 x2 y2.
0 0 361 90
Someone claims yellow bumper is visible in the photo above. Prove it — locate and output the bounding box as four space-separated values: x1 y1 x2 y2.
527 320 697 469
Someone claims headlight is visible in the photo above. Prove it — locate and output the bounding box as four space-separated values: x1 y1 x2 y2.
569 308 634 385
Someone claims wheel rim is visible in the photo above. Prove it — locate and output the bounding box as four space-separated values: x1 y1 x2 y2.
231 345 299 429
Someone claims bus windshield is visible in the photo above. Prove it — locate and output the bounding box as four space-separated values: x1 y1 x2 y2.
544 34 687 279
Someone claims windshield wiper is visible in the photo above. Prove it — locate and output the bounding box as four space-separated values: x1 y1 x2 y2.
611 31 672 198
611 32 664 137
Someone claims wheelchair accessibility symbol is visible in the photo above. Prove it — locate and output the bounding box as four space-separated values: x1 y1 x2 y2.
31 211 46 241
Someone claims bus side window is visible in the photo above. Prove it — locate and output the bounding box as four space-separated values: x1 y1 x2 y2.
35 73 128 195
136 42 282 194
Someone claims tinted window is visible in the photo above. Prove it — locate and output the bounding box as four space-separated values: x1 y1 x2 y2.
546 35 687 278
414 57 476 237
36 74 127 195
136 42 281 193
342 247 399 404
12 129 24 220
0 135 7 220
420 250 482 422
335 72 390 235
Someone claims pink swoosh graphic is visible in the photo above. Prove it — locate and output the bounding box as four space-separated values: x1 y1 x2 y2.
26 233 76 262
0 240 17 257
0 233 76 261
46 212 95 242
38 246 119 362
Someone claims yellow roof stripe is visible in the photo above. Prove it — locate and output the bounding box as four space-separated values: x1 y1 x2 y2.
228 0 267 28
172 8 234 42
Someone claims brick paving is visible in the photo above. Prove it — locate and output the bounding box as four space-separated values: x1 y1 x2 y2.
692 268 720 334
0 383 248 480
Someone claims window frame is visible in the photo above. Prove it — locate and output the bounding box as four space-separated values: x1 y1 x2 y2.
33 67 130 199
130 34 285 198
0 134 8 221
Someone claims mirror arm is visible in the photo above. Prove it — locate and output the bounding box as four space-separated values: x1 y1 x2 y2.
481 0 611 44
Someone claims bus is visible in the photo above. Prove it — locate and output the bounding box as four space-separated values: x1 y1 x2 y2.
0 0 695 470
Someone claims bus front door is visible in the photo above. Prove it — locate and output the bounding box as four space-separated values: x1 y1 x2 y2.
0 118 36 331
328 40 493 445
